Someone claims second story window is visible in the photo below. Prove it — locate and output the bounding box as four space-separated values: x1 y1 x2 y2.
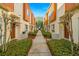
26 9 30 16
48 8 53 17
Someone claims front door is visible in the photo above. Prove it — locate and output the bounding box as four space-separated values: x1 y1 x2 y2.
64 24 69 39
11 23 15 39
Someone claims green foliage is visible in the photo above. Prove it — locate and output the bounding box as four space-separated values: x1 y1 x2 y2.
73 44 79 55
0 39 32 56
47 39 76 56
28 30 38 36
41 29 51 38
36 17 43 28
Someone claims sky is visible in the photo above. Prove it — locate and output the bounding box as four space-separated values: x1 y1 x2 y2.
29 3 50 17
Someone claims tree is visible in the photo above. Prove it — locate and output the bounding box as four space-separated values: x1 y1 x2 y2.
1 11 18 53
60 11 74 55
0 16 3 46
36 17 43 29
2 11 8 52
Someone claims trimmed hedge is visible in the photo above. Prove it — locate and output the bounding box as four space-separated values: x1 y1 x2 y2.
28 30 38 36
47 39 78 56
41 29 51 38
0 39 32 56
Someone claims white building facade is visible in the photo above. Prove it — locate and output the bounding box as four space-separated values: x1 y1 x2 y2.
14 3 29 39
72 10 79 44
50 4 65 39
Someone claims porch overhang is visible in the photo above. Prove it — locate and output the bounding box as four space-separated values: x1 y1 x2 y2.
8 12 20 19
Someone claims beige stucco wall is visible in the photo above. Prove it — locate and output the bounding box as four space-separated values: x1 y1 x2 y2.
50 4 65 39
57 4 65 39
72 10 79 44
14 3 29 39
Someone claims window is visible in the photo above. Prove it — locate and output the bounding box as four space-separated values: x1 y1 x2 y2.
52 24 55 32
25 25 28 31
48 8 54 17
22 25 28 34
26 9 30 16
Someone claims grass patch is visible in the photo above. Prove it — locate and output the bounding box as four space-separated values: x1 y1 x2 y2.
47 39 79 56
0 39 32 56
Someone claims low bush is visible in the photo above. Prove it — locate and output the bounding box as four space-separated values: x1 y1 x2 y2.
73 44 79 55
47 39 78 56
41 29 51 38
28 30 38 39
0 39 32 56
28 30 38 36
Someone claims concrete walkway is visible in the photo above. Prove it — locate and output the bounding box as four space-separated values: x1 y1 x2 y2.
28 30 51 56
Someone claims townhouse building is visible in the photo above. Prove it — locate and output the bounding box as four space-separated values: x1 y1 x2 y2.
0 3 36 45
49 3 59 39
14 3 27 39
44 3 79 44
23 3 36 32
43 12 49 32
31 13 36 32
13 3 36 39
56 3 65 39
44 3 59 39
0 3 19 45
59 3 79 44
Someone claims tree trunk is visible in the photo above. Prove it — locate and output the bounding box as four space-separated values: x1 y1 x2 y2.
70 17 74 55
64 12 74 55
2 16 7 55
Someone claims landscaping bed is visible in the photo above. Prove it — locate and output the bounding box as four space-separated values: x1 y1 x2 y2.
47 39 79 56
28 30 38 39
41 29 51 39
0 39 32 56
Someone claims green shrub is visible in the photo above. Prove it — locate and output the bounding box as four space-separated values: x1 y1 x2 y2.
28 30 38 36
73 44 79 55
41 29 51 38
47 39 73 56
0 39 32 56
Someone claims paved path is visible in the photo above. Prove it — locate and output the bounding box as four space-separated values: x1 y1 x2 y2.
28 30 51 56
